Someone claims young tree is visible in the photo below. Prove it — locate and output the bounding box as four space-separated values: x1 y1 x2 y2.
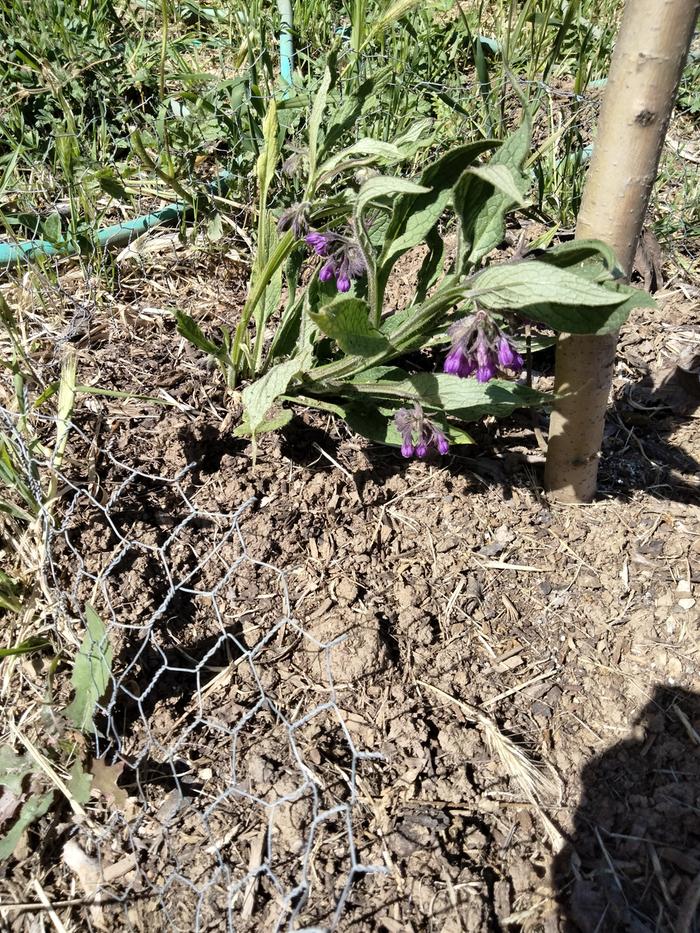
544 0 699 502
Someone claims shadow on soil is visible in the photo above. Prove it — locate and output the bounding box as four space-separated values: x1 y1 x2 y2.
553 684 700 933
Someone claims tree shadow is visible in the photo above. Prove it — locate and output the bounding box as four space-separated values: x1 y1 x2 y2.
553 684 700 932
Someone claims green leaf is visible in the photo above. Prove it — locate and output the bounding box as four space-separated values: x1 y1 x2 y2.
42 212 63 245
176 311 221 356
232 408 294 437
317 139 403 179
392 118 435 154
345 403 475 447
0 792 53 860
541 238 618 272
64 604 113 733
309 298 391 356
459 113 532 267
252 214 284 368
233 231 296 379
344 372 550 420
0 747 34 795
355 176 430 219
362 0 423 48
256 99 278 212
308 57 335 181
383 141 497 268
464 163 529 208
320 69 388 158
67 759 92 805
207 212 224 242
242 351 311 434
0 500 35 524
473 261 626 309
0 593 21 614
0 636 50 658
94 168 129 202
415 225 445 303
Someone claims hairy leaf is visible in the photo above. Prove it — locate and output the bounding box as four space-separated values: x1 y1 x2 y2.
541 238 618 272
383 141 497 269
0 747 34 796
233 409 294 437
465 163 529 208
343 372 549 420
310 298 390 356
473 261 627 311
355 176 429 219
0 792 53 860
68 760 92 806
320 69 389 157
317 139 403 178
176 311 221 357
345 403 475 447
64 604 113 733
256 99 278 211
242 351 311 433
458 112 532 267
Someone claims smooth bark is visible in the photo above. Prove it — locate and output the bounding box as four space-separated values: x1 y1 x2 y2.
544 0 699 502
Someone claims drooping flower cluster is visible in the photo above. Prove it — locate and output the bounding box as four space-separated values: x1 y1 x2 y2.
444 310 523 383
278 201 367 293
277 201 311 240
304 229 366 293
394 403 450 459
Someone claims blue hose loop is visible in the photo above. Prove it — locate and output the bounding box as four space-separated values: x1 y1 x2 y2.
277 0 294 87
0 174 233 271
0 0 297 270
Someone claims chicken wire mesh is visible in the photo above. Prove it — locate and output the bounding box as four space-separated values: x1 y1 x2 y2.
0 402 388 931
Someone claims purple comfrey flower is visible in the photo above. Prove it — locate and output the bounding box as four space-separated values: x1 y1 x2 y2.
278 202 310 239
319 260 335 283
444 310 523 383
497 335 523 370
304 227 366 293
305 231 332 256
394 403 450 460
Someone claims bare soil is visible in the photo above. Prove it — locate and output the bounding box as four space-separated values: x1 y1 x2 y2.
0 238 699 933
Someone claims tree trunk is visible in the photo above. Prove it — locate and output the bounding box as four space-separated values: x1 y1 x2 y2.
543 0 698 502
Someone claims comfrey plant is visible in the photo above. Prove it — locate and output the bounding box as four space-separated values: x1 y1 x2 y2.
176 56 653 455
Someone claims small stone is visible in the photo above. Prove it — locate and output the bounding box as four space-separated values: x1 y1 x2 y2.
396 585 417 609
678 597 696 611
532 700 552 719
578 571 602 589
336 578 359 604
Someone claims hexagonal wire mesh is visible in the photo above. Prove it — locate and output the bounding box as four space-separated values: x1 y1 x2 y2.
0 402 387 930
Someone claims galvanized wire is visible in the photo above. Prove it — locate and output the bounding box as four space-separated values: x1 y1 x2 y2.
0 403 387 931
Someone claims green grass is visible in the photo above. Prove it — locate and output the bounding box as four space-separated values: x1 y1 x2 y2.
0 0 696 271
0 0 625 244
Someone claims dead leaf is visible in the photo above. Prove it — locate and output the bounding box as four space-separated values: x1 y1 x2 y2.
63 839 101 896
0 788 21 826
90 757 128 809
